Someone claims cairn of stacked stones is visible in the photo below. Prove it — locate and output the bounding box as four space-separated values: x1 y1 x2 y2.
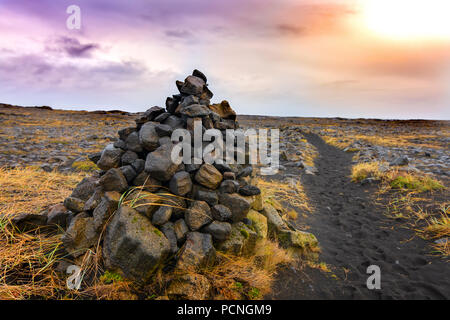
23 70 318 289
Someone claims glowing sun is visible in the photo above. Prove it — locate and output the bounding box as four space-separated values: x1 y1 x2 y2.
362 0 450 40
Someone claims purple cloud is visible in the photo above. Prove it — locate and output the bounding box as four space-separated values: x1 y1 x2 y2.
165 29 193 39
55 37 99 58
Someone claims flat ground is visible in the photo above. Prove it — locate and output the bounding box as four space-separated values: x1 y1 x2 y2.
1 105 448 299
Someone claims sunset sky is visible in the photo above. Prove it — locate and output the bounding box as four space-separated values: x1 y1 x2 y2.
1 0 449 119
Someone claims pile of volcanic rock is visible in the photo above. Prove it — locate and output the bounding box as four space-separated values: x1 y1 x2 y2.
18 70 317 295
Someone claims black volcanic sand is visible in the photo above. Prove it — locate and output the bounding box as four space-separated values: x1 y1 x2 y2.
270 132 450 300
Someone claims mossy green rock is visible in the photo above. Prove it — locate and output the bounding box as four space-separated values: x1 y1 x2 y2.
278 229 318 250
217 222 258 256
261 204 289 234
247 210 268 239
103 206 170 282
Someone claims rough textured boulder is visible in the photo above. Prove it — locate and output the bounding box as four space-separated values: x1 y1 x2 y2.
169 171 192 196
152 206 173 226
247 210 268 239
202 221 232 241
261 204 289 234
46 204 72 229
139 122 160 151
176 232 216 270
211 204 233 222
180 76 205 96
103 206 170 282
64 197 85 213
209 100 236 120
12 211 48 232
70 176 99 201
161 222 179 254
99 168 128 193
97 144 123 170
185 201 213 231
132 172 161 192
218 193 251 222
62 213 99 258
145 144 179 181
92 191 120 230
195 164 223 189
174 219 189 244
217 222 257 256
277 229 318 250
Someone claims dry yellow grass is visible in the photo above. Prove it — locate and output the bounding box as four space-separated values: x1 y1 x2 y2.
180 238 294 300
321 129 447 150
0 167 86 216
0 167 87 299
254 177 312 215
419 206 450 258
351 161 444 193
351 161 385 182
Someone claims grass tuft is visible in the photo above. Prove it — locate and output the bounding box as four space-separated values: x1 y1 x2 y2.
389 175 444 192
71 160 99 172
351 161 383 182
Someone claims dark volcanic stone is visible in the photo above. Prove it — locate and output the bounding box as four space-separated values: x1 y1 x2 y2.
131 159 145 174
174 219 189 244
163 115 185 130
194 188 218 207
118 127 136 141
132 172 162 192
185 201 212 231
92 191 120 230
154 112 170 123
83 188 103 211
47 204 72 229
192 69 207 83
145 144 179 181
169 171 193 196
237 166 253 178
136 106 165 125
180 104 211 118
99 168 128 193
139 122 160 152
125 131 143 153
238 185 261 196
176 232 216 270
219 180 239 194
155 124 173 137
121 150 138 166
161 222 179 253
202 221 232 241
97 144 123 171
120 165 137 184
71 176 99 201
180 76 205 96
152 206 173 226
211 204 232 222
195 164 223 189
218 193 251 222
62 214 99 258
12 211 48 232
88 152 102 164
113 139 126 150
64 197 85 213
103 206 170 282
